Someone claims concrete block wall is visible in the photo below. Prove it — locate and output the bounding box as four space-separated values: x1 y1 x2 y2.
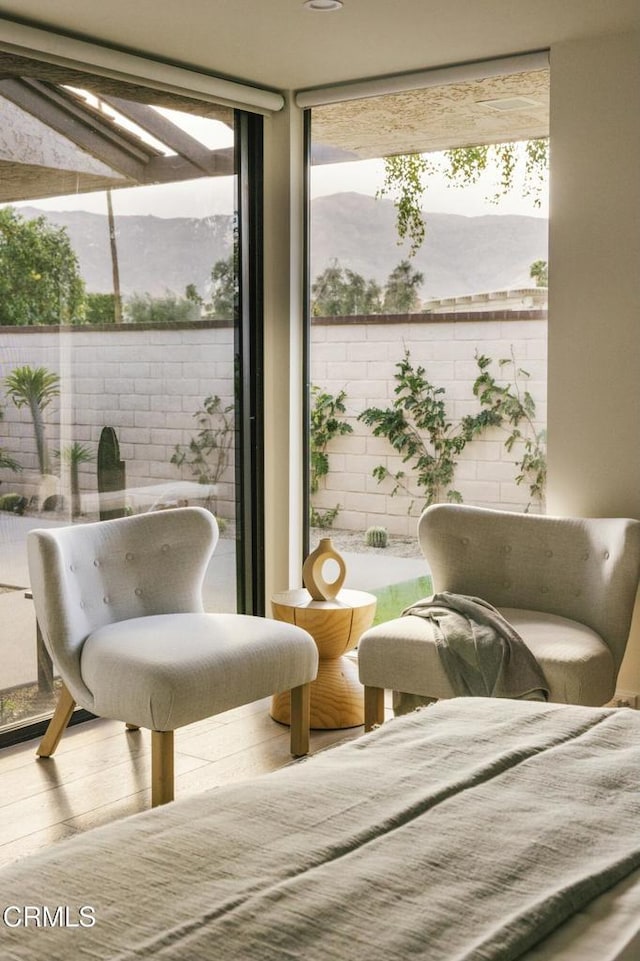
0 312 546 535
0 323 237 521
310 313 547 536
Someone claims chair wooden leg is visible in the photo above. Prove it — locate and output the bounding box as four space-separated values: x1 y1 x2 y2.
289 682 310 757
364 685 385 732
151 730 174 807
125 723 140 731
36 684 76 757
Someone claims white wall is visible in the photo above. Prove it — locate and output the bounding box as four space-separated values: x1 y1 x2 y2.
262 99 306 604
548 31 640 691
1 313 545 532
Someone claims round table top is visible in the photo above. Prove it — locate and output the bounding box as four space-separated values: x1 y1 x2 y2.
271 587 376 611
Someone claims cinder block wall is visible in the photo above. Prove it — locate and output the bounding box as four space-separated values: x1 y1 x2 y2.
0 322 237 520
0 312 546 533
310 312 546 536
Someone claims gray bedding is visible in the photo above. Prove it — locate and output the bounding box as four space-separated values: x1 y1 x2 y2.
2 697 639 961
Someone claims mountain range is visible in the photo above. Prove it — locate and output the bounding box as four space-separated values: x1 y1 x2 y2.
19 192 548 302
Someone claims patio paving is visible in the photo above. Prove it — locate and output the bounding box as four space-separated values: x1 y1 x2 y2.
341 550 427 591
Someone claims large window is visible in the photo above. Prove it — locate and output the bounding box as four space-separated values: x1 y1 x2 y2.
306 61 549 616
0 61 263 741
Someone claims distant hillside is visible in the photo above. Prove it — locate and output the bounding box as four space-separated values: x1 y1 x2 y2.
19 193 548 301
311 193 548 299
18 206 234 300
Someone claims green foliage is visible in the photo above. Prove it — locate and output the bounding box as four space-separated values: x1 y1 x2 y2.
470 350 547 510
55 441 94 466
185 283 203 306
443 145 490 183
0 493 27 514
210 254 238 319
377 154 433 256
522 139 549 204
310 504 341 530
370 574 433 626
171 395 234 508
311 259 382 317
358 348 546 513
309 385 353 528
85 292 117 325
444 140 549 206
311 258 424 317
5 365 60 410
380 139 549 256
0 206 86 325
0 402 21 473
344 270 382 315
365 526 388 548
55 442 95 518
529 259 548 287
4 365 60 475
358 350 479 509
125 292 199 324
0 448 21 473
382 260 424 313
310 386 353 494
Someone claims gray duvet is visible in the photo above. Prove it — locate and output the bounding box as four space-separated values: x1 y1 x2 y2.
2 698 639 961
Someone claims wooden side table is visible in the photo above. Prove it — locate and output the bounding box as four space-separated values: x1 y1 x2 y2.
270 588 376 730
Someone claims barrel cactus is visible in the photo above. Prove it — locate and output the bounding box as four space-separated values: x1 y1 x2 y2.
365 526 388 549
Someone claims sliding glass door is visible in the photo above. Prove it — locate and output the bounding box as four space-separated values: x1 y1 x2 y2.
0 64 263 742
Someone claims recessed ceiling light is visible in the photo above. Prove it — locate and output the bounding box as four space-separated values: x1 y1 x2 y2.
303 0 343 10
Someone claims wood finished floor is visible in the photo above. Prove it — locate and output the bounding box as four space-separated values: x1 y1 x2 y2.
0 698 386 870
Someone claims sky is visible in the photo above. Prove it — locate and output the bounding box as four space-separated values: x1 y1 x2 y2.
311 155 548 219
18 153 548 222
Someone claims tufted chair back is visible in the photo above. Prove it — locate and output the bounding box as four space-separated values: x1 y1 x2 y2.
418 503 640 671
27 507 218 709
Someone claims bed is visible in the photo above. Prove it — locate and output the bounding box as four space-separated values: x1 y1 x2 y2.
2 697 640 961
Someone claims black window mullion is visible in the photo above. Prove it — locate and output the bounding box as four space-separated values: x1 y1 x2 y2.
302 108 312 562
234 111 265 616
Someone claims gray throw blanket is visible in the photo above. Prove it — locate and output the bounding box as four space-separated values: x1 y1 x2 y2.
403 591 549 701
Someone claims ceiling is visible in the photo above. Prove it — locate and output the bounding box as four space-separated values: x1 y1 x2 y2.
0 0 635 198
0 0 637 94
312 69 549 161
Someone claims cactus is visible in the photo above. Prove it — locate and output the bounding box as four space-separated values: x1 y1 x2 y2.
97 426 126 520
365 526 388 549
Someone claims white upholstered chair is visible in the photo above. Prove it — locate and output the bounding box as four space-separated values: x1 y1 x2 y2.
28 507 318 806
359 504 640 730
